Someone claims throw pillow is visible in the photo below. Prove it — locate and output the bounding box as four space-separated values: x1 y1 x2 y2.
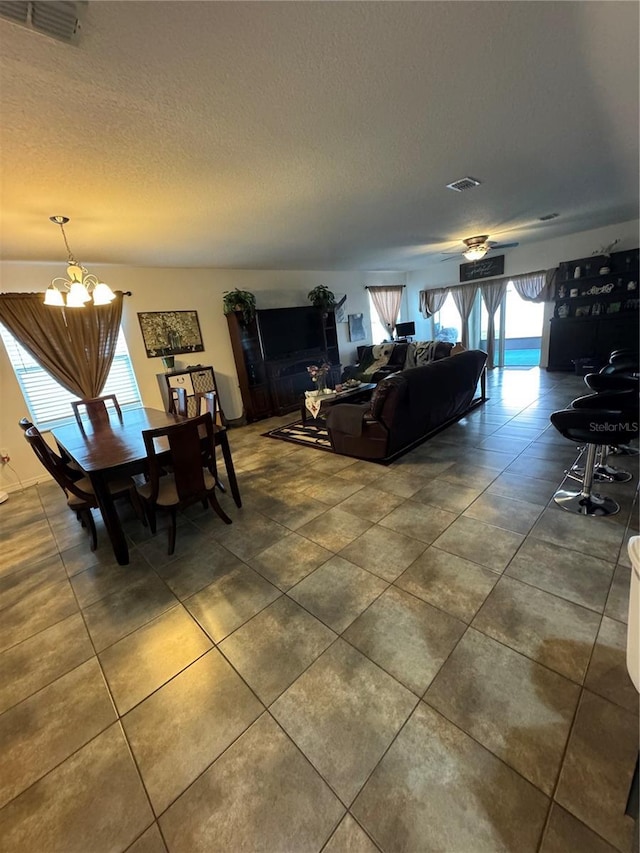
360 344 394 377
370 377 397 418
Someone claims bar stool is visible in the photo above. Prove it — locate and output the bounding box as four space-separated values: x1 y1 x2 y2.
585 373 639 461
550 405 638 516
570 389 638 483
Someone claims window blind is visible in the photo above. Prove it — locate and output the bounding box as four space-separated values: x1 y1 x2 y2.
0 325 141 429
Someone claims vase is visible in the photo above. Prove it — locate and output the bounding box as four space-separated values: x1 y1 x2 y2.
162 355 175 370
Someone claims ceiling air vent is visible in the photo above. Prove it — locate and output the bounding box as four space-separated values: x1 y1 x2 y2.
0 0 86 44
446 176 482 192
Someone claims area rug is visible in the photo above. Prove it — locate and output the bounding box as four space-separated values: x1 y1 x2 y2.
263 420 334 453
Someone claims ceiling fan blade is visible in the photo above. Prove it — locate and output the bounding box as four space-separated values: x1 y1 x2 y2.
440 255 461 262
491 241 519 249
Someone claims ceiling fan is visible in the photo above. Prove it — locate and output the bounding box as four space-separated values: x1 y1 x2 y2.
440 235 519 262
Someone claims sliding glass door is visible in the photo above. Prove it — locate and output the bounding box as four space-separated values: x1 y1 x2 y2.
480 283 544 367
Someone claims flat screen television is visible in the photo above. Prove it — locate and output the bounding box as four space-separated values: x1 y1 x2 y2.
258 307 325 359
396 321 416 337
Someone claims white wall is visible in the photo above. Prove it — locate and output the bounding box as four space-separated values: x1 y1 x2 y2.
0 265 404 490
406 219 640 364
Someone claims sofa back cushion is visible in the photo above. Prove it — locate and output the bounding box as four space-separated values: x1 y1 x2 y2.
372 350 487 443
405 340 453 369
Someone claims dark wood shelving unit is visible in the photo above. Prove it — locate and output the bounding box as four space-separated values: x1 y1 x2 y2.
547 248 639 371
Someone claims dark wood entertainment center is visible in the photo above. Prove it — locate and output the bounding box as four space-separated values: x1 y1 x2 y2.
226 308 341 421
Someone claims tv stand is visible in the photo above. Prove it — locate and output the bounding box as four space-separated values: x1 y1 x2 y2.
226 309 341 421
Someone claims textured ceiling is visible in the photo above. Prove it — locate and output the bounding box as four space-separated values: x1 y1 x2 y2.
0 1 638 270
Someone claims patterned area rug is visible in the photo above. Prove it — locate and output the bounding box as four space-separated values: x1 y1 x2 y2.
263 420 334 453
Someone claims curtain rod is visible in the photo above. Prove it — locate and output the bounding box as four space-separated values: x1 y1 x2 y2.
364 285 405 289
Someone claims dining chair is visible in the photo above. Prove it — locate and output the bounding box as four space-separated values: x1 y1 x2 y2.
196 391 241 507
193 390 224 425
137 412 232 554
18 417 33 432
23 425 145 550
170 386 189 418
72 394 123 429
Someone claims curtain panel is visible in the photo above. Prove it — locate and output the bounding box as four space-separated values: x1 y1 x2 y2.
0 291 124 400
451 284 478 348
368 286 403 337
419 288 448 319
510 270 551 302
480 279 507 369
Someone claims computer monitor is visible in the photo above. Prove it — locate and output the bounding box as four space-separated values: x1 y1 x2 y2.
395 321 416 338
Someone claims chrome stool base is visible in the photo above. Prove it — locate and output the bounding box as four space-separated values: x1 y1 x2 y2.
554 489 620 516
610 445 639 457
569 464 633 484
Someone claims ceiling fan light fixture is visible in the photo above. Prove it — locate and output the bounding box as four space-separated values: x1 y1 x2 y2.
462 235 490 261
463 245 489 261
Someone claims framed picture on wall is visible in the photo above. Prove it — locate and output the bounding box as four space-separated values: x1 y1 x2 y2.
348 313 366 341
138 310 205 357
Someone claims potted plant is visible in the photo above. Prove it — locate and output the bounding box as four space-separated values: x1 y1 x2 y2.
159 348 175 371
592 239 620 274
223 289 257 324
307 285 336 314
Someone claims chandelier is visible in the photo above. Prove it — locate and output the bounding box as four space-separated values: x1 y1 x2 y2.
462 235 490 262
44 216 116 307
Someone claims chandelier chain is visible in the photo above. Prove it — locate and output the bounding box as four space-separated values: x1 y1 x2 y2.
57 221 78 265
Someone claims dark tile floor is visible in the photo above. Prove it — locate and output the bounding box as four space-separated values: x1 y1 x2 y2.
0 368 638 852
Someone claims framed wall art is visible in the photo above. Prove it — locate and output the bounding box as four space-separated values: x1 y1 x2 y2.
459 255 505 282
138 310 205 358
348 313 366 342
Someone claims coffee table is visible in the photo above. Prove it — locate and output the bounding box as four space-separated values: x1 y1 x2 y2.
300 383 376 425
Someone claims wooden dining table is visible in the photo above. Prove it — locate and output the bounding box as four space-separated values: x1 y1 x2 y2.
51 406 241 566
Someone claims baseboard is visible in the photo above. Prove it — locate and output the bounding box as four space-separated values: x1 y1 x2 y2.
0 474 49 494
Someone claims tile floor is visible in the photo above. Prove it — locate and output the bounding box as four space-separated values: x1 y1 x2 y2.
0 368 638 852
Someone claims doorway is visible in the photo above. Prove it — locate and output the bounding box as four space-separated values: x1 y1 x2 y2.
480 282 544 367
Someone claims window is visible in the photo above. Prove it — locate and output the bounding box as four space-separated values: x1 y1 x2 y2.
368 294 402 344
0 325 141 429
430 293 461 342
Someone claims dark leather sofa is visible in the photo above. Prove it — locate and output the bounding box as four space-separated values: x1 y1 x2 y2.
326 350 488 462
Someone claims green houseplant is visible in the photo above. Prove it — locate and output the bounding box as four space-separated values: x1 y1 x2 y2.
223 289 257 324
307 285 336 313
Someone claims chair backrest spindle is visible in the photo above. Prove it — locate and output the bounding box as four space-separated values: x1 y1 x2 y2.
170 387 189 418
